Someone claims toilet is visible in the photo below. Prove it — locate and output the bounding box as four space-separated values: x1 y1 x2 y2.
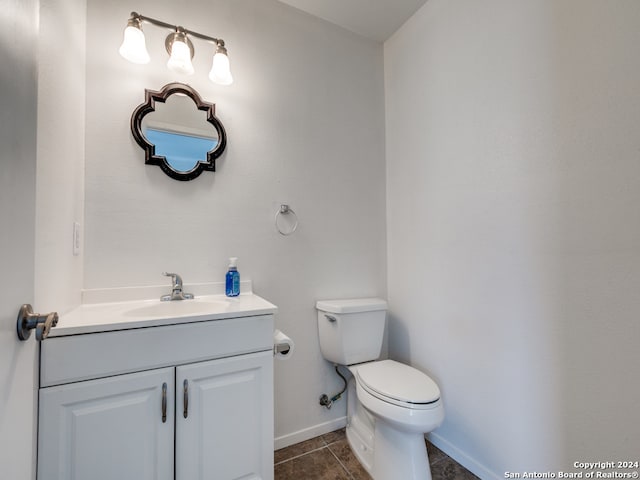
316 298 444 480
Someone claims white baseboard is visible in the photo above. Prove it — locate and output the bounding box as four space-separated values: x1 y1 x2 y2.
275 417 347 450
427 432 501 480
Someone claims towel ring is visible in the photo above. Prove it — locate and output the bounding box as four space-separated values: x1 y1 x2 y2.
275 204 298 236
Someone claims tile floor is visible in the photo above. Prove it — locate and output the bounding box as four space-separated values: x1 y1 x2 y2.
274 428 479 480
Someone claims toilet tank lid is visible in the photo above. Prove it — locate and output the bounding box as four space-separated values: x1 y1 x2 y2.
316 298 388 314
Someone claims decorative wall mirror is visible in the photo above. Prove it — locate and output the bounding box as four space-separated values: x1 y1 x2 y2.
131 82 227 181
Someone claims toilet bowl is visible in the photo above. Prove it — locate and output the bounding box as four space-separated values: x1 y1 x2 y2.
316 299 445 480
355 360 444 433
347 360 444 480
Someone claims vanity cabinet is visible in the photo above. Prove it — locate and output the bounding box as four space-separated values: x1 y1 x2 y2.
37 313 274 480
175 352 271 479
38 367 175 480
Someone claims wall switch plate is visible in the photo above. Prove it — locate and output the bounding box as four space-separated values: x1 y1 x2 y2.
73 222 80 256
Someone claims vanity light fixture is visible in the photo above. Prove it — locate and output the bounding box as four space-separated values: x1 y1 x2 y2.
118 15 150 64
119 12 233 85
209 42 233 86
165 27 194 75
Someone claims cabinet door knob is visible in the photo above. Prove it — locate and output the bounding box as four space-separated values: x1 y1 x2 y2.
162 382 167 423
183 379 189 419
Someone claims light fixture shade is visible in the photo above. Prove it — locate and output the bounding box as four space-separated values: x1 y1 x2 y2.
119 23 150 64
167 35 195 75
209 47 233 85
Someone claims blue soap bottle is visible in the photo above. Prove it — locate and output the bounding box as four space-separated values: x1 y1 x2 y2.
225 257 240 297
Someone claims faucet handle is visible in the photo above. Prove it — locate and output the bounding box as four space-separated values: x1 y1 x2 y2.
161 272 193 301
162 272 183 287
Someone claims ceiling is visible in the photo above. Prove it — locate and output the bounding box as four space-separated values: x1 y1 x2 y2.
277 0 428 42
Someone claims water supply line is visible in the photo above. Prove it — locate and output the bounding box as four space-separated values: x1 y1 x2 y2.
319 365 348 410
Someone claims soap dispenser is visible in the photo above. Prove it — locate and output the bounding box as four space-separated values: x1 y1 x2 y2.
225 257 240 297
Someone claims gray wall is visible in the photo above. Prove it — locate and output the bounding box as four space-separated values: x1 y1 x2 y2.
385 0 640 476
81 0 386 445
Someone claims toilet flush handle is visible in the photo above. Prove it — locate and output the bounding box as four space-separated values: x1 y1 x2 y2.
325 314 337 323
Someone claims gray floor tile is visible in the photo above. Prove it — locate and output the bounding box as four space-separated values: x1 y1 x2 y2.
321 427 346 446
426 440 449 465
274 429 476 480
430 455 481 480
327 438 372 480
275 436 326 464
275 448 351 480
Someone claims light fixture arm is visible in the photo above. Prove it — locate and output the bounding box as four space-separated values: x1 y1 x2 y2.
131 11 225 47
121 12 233 85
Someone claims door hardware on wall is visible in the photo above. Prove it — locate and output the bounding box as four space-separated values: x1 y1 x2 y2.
16 304 59 341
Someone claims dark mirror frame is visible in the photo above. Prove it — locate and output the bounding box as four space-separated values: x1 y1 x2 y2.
131 82 227 181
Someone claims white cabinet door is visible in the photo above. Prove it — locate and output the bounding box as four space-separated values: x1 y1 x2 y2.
38 368 175 480
176 351 274 480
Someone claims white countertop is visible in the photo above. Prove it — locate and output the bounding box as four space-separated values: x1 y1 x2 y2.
50 292 277 337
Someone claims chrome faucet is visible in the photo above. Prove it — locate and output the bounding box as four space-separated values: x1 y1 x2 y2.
161 272 194 301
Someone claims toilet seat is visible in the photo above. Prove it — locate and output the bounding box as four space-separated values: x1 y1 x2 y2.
356 360 440 409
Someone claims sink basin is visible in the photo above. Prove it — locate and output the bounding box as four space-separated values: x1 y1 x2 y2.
51 291 278 337
123 299 229 318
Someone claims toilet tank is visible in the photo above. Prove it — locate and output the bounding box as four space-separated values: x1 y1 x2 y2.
316 298 388 365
